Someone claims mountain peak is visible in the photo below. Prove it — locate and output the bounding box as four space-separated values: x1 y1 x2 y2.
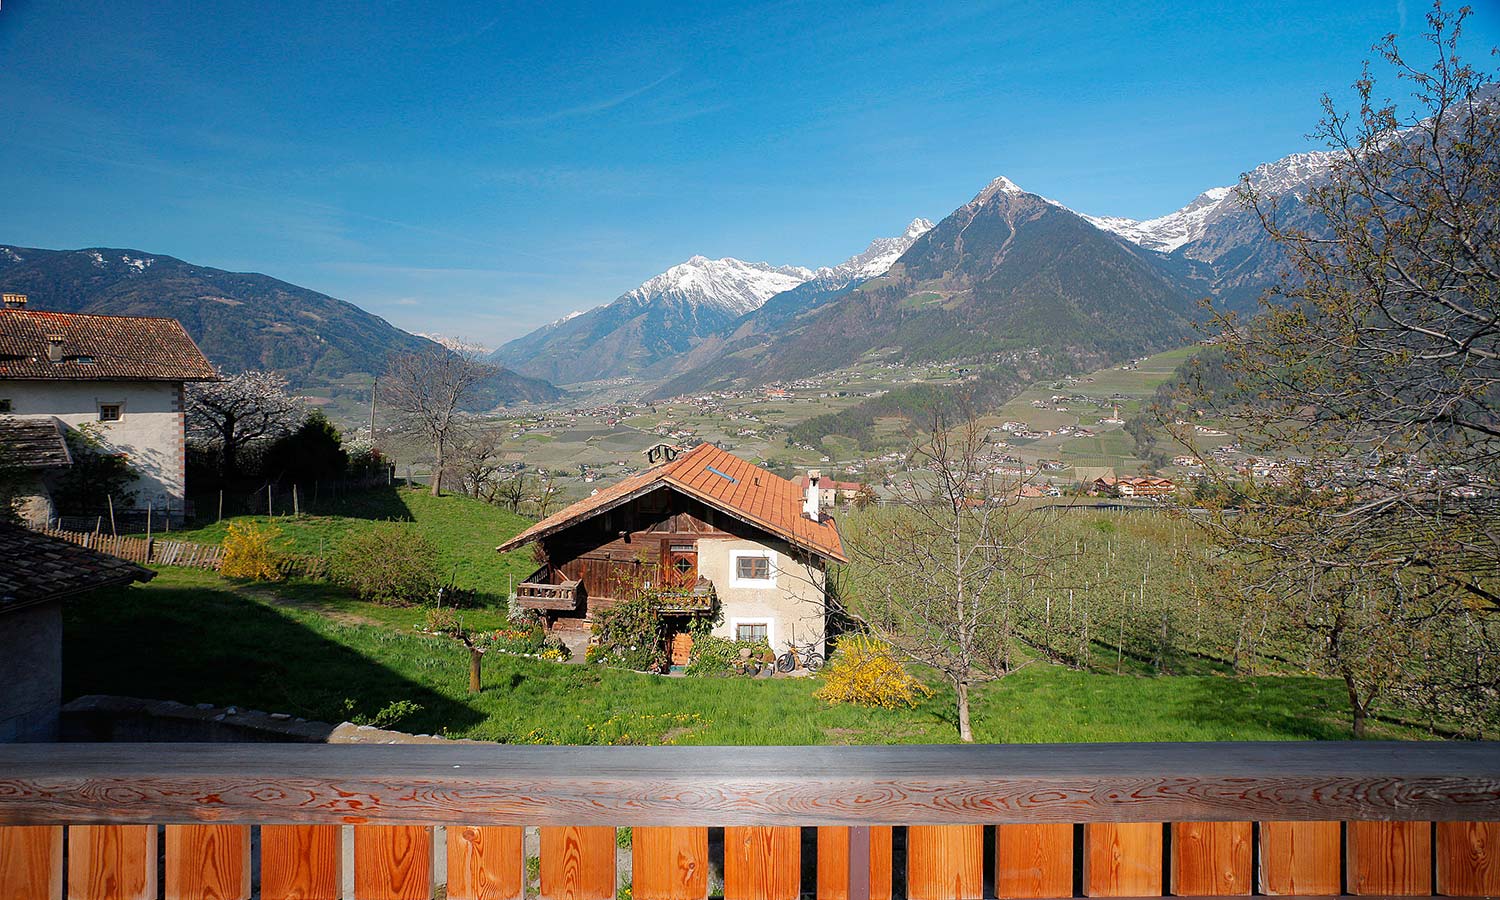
904 217 936 238
975 175 1027 201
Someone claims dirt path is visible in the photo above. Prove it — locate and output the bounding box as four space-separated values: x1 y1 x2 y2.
230 584 384 628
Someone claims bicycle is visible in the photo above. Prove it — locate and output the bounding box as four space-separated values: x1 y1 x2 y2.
775 640 825 674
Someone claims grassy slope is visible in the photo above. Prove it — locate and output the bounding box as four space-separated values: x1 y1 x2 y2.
66 566 1416 745
156 485 539 606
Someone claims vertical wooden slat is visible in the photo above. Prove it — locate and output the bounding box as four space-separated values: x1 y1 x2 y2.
817 826 893 900
1171 822 1251 896
1347 820 1433 896
262 824 342 900
67 825 158 900
725 826 801 900
540 826 615 900
448 826 524 900
1084 822 1163 897
1259 821 1341 896
995 823 1074 899
0 826 62 900
354 825 433 900
907 825 983 900
165 824 251 900
1437 821 1500 897
634 827 709 900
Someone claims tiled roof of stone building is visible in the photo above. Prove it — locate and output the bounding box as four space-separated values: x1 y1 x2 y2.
0 309 217 381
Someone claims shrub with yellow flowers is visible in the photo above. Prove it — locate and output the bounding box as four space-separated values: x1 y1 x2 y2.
220 520 286 581
814 634 933 709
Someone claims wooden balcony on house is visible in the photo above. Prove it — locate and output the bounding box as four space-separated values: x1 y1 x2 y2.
655 574 717 613
514 565 583 610
1 742 1498 899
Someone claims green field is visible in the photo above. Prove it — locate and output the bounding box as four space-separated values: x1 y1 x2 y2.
66 566 1413 744
81 487 1435 745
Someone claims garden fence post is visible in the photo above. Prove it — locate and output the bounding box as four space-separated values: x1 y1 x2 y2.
107 494 116 535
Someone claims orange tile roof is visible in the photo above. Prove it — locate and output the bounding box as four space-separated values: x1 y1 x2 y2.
497 443 847 562
0 310 217 382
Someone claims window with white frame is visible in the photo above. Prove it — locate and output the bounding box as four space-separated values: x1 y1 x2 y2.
730 549 775 588
734 621 770 644
97 402 123 423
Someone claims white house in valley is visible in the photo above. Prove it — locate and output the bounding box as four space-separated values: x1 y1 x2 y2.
0 294 217 520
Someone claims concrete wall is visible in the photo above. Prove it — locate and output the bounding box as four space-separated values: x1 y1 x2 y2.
0 379 186 511
0 602 62 742
699 536 827 653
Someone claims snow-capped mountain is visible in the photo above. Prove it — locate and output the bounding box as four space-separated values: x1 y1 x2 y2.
649 218 938 378
616 256 814 318
490 255 815 384
816 217 935 283
416 332 492 355
1084 150 1335 256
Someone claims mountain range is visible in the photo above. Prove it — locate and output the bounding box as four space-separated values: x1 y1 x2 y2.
490 145 1342 396
0 246 562 406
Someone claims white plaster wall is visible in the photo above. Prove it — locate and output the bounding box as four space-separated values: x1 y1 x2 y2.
0 379 186 510
698 535 827 653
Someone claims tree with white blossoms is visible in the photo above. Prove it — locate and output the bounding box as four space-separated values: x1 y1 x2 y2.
186 370 303 479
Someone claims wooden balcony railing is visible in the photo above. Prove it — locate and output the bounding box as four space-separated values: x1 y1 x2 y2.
0 741 1497 899
514 566 582 611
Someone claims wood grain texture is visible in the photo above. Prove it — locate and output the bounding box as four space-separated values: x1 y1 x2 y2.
995 823 1074 899
165 824 251 900
261 824 342 900
907 825 983 900
1259 821 1341 896
1171 821 1250 896
724 826 801 900
4 742 1499 826
0 825 61 900
816 826 893 900
1436 821 1500 897
1347 820 1432 896
67 825 157 900
448 825 524 900
633 827 709 900
1084 822 1163 897
353 824 433 900
540 826 615 900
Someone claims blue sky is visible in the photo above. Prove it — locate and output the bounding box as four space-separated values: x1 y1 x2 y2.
1 1 1495 346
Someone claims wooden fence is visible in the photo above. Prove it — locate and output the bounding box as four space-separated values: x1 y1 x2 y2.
30 526 224 570
0 742 1497 899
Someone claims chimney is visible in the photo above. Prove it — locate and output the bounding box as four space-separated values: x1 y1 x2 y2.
804 469 821 519
46 334 64 363
1 293 26 309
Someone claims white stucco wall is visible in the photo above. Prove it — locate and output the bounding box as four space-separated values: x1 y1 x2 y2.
0 379 186 511
698 535 827 653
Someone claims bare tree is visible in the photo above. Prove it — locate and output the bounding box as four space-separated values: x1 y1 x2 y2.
383 347 493 496
494 470 530 514
1170 5 1500 734
448 428 509 502
840 414 1059 741
186 370 303 479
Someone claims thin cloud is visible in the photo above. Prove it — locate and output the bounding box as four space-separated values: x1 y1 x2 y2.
496 70 680 126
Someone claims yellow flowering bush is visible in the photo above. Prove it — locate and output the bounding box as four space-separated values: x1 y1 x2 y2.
220 520 286 581
815 635 933 709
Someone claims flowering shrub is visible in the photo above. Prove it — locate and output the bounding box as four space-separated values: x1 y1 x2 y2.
220 520 286 581
815 635 933 709
684 633 739 676
588 596 666 672
538 636 572 662
488 624 545 655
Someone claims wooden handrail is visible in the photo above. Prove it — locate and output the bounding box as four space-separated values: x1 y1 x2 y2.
1 741 1497 827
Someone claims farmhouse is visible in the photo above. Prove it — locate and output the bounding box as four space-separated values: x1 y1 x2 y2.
1093 475 1179 498
498 443 845 660
794 473 865 508
0 295 216 519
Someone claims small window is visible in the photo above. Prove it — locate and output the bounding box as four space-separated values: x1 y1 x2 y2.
736 555 771 581
0 399 10 413
98 404 122 423
736 622 769 643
